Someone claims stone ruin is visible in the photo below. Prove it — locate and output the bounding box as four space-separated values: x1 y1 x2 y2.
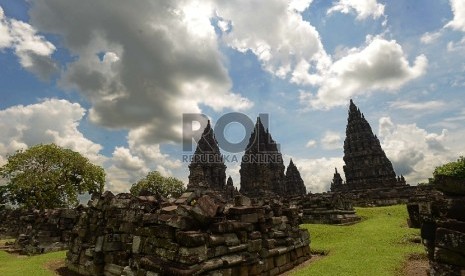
65 190 311 276
188 120 227 191
0 208 78 255
239 117 287 197
284 159 307 197
298 193 360 225
414 176 465 275
329 100 419 207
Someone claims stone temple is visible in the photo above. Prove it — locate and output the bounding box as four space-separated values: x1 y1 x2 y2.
239 117 287 197
285 159 307 196
187 120 226 191
333 100 406 192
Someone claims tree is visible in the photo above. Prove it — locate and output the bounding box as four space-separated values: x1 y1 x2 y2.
0 185 7 210
130 171 185 198
433 156 465 180
0 144 105 210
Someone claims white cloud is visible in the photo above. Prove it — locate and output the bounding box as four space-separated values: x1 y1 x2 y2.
378 116 459 184
0 7 12 48
0 99 104 166
327 0 385 20
420 31 442 44
0 6 57 80
303 36 428 109
215 0 330 81
389 100 446 111
290 156 344 193
0 99 186 194
305 139 317 148
289 0 313 12
321 131 342 150
29 0 252 147
445 0 465 32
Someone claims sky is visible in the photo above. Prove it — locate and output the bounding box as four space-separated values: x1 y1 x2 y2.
0 0 464 193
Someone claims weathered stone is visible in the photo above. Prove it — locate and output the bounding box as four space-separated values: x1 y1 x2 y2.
224 233 240 246
175 231 206 247
434 175 465 196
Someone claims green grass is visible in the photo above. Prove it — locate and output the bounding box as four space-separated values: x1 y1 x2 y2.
0 245 65 276
292 204 425 276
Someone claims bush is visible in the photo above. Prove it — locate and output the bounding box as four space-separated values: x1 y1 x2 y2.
433 156 465 180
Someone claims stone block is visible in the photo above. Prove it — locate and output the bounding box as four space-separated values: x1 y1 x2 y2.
132 236 142 254
178 245 208 264
248 239 262 252
434 247 465 267
436 227 465 255
224 233 240 246
176 231 206 247
207 235 225 246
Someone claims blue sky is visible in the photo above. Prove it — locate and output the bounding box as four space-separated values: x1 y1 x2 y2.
0 0 464 193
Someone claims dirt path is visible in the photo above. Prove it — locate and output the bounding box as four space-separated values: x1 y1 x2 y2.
400 253 429 276
44 259 81 276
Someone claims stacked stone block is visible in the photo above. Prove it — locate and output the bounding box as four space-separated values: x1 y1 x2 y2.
420 176 465 275
0 208 79 254
66 190 311 275
299 193 360 225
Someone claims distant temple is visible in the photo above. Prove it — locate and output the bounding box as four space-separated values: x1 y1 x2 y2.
239 117 287 197
285 159 307 196
330 168 345 192
187 120 227 190
332 100 406 192
187 117 307 197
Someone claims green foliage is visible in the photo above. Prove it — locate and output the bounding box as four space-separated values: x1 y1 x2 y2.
433 156 465 179
294 205 424 276
0 185 7 206
0 144 105 210
130 171 185 198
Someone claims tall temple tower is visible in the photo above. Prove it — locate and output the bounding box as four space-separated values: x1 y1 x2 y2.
239 117 286 197
188 120 227 190
342 100 404 190
285 159 307 196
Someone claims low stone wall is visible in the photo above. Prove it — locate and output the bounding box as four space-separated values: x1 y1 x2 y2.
344 185 419 207
420 176 465 275
299 193 360 225
66 190 311 276
406 185 442 228
0 208 79 254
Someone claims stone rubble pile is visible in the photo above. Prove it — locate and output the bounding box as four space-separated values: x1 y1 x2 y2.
299 193 360 225
0 208 79 254
420 176 465 275
66 190 311 276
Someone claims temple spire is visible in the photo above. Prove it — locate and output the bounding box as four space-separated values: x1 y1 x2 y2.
343 100 400 190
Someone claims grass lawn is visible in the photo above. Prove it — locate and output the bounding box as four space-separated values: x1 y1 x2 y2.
292 204 425 276
0 243 66 276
